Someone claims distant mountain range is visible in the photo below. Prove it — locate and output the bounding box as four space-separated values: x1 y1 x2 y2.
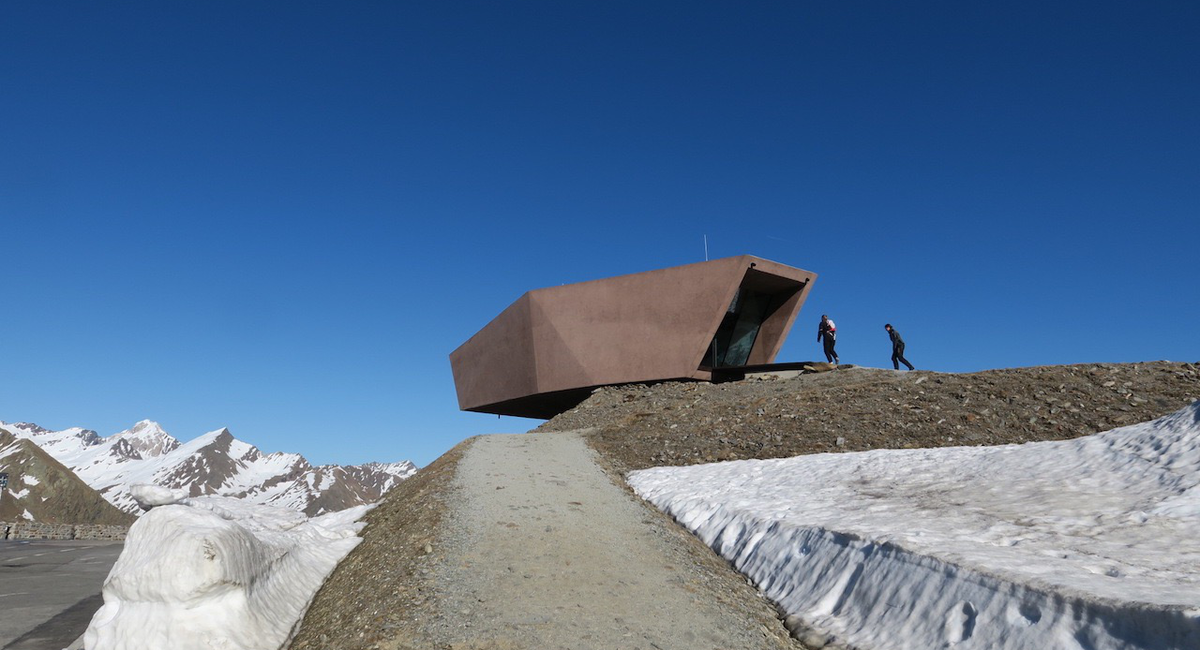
1 420 417 518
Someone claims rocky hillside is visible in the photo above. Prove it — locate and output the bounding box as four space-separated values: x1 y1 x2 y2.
539 361 1200 474
0 427 135 525
294 361 1199 649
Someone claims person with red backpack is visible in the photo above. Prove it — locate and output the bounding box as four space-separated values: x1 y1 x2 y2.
817 314 839 365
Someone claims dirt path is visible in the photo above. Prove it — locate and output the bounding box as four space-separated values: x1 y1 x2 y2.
424 431 792 649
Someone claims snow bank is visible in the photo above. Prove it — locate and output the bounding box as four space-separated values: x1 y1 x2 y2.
83 485 370 650
629 402 1200 650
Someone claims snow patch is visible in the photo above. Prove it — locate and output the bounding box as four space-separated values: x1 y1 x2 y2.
130 483 188 510
83 495 370 650
629 401 1200 650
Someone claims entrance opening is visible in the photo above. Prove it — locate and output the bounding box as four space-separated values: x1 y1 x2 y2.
701 288 772 368
700 270 807 370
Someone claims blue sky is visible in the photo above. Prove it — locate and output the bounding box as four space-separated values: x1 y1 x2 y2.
2 2 1197 467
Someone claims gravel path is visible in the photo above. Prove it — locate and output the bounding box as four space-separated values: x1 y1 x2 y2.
427 431 790 649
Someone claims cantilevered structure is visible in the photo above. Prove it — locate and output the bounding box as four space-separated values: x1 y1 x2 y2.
450 255 817 419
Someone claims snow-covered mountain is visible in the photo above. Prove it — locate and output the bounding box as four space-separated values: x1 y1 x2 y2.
2 420 417 516
0 426 135 525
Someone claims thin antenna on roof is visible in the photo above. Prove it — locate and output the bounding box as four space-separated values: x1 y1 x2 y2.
704 234 709 261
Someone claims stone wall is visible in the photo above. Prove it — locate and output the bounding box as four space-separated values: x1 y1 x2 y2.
1 521 128 541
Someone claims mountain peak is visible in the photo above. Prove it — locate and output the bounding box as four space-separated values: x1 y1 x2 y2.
8 421 53 435
115 420 180 458
194 427 234 445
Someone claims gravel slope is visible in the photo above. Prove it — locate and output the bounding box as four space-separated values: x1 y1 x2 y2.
541 362 1200 474
292 361 1200 649
290 439 468 650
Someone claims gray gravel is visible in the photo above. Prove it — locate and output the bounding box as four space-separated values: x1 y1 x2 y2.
542 362 1200 473
426 431 791 649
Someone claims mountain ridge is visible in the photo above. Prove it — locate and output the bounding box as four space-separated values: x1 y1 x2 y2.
3 420 417 517
0 426 135 525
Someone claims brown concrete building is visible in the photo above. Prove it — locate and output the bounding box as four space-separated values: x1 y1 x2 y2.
450 255 817 419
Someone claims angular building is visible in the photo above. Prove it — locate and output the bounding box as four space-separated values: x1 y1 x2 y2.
450 255 817 419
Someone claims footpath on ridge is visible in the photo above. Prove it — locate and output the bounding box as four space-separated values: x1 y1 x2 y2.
292 430 799 650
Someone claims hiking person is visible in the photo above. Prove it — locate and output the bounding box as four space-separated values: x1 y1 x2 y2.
884 323 915 370
817 314 839 365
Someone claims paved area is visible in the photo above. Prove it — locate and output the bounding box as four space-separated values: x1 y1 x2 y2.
0 540 122 650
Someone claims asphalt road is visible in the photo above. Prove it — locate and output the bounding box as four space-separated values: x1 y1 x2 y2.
0 540 122 650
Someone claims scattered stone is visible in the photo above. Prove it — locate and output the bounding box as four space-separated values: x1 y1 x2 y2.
540 362 1200 474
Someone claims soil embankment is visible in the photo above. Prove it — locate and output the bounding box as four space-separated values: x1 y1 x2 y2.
293 362 1200 649
543 362 1200 474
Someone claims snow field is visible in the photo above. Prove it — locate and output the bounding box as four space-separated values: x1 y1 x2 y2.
629 402 1200 650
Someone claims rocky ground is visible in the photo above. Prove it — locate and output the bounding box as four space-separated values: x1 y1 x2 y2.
291 439 467 650
293 361 1200 649
541 361 1200 474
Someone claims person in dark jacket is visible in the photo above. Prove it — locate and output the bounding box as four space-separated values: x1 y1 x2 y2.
884 323 915 370
817 314 839 365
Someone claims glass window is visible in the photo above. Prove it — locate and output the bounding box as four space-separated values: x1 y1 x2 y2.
702 288 773 368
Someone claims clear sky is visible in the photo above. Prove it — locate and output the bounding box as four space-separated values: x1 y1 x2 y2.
2 2 1197 467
